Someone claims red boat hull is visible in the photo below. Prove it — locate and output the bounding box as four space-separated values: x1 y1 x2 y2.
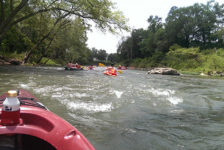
0 89 95 150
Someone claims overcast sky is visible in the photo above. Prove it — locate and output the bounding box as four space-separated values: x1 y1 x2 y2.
87 0 223 54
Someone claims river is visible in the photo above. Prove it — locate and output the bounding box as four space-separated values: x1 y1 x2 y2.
0 65 224 150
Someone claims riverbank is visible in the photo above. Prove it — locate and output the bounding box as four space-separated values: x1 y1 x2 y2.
0 55 62 66
126 66 224 78
124 47 224 77
0 56 22 65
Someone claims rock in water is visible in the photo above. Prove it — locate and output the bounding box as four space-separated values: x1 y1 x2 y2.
148 67 180 75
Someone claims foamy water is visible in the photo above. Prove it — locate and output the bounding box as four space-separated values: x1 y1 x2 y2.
67 101 113 112
1 66 224 150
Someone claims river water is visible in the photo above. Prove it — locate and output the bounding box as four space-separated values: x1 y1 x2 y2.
0 65 224 150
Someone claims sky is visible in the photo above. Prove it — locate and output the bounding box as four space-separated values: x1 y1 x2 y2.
87 0 223 54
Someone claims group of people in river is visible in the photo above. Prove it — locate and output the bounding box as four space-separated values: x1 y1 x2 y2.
66 62 127 76
117 65 127 70
66 62 93 70
66 62 81 70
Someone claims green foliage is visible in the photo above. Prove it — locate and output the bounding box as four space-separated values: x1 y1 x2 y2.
97 49 108 61
169 44 182 51
117 0 224 72
0 0 129 65
165 1 220 48
1 26 33 54
0 0 129 40
0 51 25 60
90 48 108 62
162 47 224 73
130 52 164 68
163 47 200 69
40 58 60 66
129 46 224 74
107 53 118 63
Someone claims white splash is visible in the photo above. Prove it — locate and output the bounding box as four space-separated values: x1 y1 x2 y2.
170 109 185 114
147 88 183 105
67 102 113 112
51 92 63 98
150 88 175 97
153 102 157 106
74 93 88 98
167 97 183 105
34 87 52 96
35 87 48 93
20 84 29 89
54 87 63 92
114 90 123 98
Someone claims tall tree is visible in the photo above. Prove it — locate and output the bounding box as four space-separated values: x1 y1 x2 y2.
97 49 107 61
165 1 222 48
0 0 129 41
140 15 165 57
117 36 132 60
108 53 118 63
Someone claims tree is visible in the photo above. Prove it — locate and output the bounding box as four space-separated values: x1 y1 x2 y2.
0 0 129 41
107 53 118 63
165 1 222 49
117 36 132 60
140 15 166 57
91 47 98 60
131 29 146 58
97 49 107 61
49 18 89 64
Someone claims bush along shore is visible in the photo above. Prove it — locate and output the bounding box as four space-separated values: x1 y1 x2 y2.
128 47 224 77
0 54 61 66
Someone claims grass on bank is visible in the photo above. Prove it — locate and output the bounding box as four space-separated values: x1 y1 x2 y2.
129 46 224 75
0 51 25 60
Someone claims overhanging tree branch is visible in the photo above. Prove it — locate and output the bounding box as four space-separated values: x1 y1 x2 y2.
12 8 51 25
0 0 28 31
22 12 71 64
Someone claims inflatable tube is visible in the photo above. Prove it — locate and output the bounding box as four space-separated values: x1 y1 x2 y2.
104 68 117 76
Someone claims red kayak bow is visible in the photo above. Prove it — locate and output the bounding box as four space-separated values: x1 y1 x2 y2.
0 89 95 150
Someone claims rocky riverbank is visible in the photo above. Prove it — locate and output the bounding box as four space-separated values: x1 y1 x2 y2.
0 56 22 65
148 67 180 75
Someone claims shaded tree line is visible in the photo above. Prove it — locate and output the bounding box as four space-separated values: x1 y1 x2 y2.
0 0 128 65
90 47 118 64
117 1 224 66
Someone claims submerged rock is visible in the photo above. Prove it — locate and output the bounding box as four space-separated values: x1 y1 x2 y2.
148 67 180 75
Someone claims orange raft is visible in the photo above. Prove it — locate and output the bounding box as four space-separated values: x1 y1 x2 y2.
104 68 117 76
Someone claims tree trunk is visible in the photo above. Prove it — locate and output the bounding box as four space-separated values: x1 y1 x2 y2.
36 32 56 65
22 50 32 65
36 56 44 65
22 31 51 64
